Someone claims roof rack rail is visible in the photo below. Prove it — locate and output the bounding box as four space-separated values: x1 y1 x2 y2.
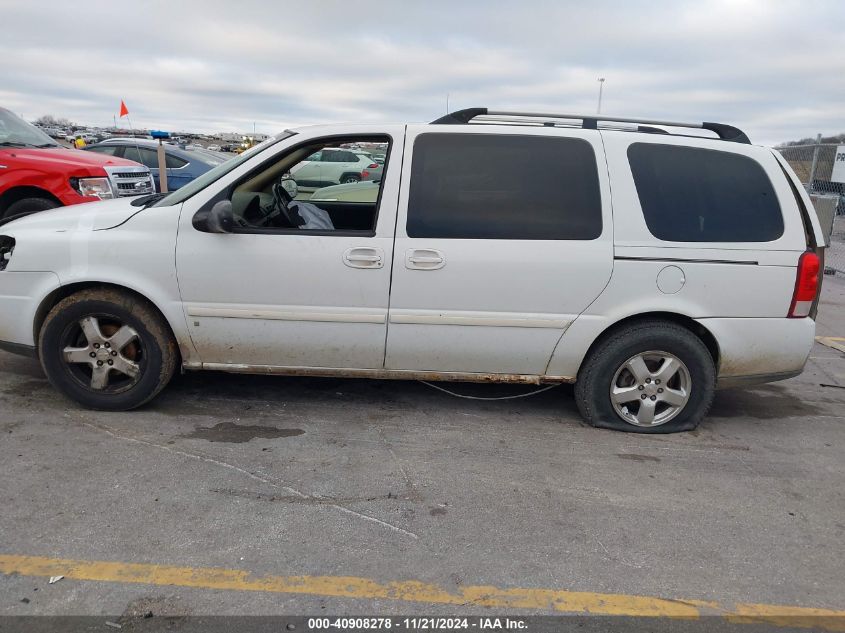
430 108 750 144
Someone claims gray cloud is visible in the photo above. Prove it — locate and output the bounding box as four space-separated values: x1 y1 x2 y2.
2 0 843 144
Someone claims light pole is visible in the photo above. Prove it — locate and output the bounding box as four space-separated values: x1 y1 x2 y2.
597 78 606 114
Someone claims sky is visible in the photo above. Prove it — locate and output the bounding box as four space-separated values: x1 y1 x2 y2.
1 0 842 146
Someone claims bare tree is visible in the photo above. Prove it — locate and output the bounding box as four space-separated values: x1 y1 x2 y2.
34 115 73 128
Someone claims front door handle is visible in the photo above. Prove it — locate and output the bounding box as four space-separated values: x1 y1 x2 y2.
405 248 445 270
343 246 383 269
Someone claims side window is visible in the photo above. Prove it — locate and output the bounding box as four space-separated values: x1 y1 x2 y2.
323 150 344 163
87 145 120 156
628 143 784 242
122 146 160 169
228 135 391 233
306 151 322 161
406 133 603 240
165 154 188 168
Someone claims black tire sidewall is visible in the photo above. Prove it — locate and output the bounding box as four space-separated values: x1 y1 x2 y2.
40 298 166 410
5 197 60 218
578 325 715 433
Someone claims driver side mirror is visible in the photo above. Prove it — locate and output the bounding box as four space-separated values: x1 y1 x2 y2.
192 199 234 233
281 174 298 199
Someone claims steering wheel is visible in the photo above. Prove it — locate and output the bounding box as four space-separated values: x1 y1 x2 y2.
271 182 301 228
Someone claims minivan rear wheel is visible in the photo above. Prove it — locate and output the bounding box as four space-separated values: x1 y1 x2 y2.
575 320 715 433
39 288 178 411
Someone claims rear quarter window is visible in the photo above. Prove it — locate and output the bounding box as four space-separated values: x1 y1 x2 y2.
165 154 188 168
407 133 602 240
628 143 783 242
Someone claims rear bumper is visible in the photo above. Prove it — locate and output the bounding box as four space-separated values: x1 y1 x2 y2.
716 369 802 390
697 317 816 389
0 271 61 347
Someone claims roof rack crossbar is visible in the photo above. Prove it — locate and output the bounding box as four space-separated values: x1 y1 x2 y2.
430 108 750 144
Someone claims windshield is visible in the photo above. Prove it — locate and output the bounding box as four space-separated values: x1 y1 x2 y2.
153 132 294 207
0 109 59 148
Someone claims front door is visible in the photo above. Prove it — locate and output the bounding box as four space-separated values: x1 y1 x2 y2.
175 129 403 369
385 126 614 376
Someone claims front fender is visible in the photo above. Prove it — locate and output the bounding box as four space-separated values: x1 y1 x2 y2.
0 271 61 348
0 168 84 206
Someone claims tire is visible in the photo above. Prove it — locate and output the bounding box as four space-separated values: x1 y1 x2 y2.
4 197 60 219
574 320 715 433
340 174 361 184
39 288 178 411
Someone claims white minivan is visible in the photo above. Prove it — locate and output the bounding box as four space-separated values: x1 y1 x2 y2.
0 108 825 433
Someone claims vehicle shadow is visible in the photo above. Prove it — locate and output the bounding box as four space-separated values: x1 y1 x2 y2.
161 368 576 410
2 350 833 426
709 383 826 420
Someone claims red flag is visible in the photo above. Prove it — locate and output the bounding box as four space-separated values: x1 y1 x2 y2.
118 100 129 118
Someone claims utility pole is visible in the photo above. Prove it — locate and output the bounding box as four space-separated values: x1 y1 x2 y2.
446 93 450 114
597 78 606 114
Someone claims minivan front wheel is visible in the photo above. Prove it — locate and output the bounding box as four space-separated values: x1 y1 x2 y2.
39 289 178 410
575 321 715 433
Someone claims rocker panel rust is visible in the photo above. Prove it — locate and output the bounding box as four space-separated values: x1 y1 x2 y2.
195 363 575 385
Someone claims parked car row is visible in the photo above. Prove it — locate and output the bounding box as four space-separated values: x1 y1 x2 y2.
289 147 384 195
0 108 155 220
0 108 238 219
65 131 112 144
84 138 228 192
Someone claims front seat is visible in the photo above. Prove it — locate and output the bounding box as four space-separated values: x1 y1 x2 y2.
289 201 334 230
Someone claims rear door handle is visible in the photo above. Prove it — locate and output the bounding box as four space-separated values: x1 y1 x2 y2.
343 246 383 269
405 248 445 270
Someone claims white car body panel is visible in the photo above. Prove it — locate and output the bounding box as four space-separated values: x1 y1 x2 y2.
0 203 190 357
700 317 815 380
385 124 614 375
544 258 801 378
0 271 60 347
174 125 405 369
4 197 146 232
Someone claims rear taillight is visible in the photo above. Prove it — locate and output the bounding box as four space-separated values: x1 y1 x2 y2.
788 251 820 318
361 170 370 179
367 163 378 168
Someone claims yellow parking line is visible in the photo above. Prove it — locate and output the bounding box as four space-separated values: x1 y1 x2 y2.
1 554 844 630
816 336 845 353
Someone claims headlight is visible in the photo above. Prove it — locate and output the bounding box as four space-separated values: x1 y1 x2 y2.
73 177 115 200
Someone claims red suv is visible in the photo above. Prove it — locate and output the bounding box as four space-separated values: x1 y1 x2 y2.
0 108 155 221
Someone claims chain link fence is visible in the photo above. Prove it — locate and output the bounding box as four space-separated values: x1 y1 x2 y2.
776 142 845 275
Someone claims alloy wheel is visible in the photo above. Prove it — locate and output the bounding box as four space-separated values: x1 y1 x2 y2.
610 351 691 427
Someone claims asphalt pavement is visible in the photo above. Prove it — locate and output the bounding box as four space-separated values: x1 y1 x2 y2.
1 274 844 630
